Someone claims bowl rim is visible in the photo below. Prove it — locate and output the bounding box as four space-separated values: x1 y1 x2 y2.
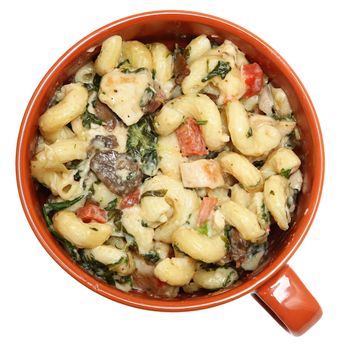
16 10 325 311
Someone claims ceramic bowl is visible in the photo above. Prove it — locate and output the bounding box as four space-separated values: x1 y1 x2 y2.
16 10 324 336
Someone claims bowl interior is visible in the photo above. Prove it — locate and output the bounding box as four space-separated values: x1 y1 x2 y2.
17 12 323 310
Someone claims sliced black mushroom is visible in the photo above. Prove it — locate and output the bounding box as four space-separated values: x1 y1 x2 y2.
90 150 142 196
95 100 117 131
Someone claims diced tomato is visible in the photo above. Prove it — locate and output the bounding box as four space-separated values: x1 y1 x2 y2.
197 197 218 225
76 203 107 223
241 63 264 97
175 117 208 156
120 189 140 209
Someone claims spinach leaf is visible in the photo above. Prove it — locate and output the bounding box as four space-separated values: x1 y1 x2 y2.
106 207 124 232
80 253 115 285
117 59 130 68
140 87 155 107
105 198 117 211
144 251 160 263
65 159 82 170
82 110 103 129
42 196 119 285
85 74 101 92
126 117 158 176
141 189 167 198
121 67 146 74
43 195 84 215
271 113 295 122
205 151 218 159
201 61 231 82
284 129 299 149
261 203 270 224
42 195 84 262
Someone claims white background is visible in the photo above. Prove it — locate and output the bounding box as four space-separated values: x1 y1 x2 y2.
1 0 353 348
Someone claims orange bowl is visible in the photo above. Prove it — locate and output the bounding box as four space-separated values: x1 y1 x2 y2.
16 10 324 333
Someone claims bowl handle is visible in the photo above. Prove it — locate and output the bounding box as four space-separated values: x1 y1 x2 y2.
252 265 322 336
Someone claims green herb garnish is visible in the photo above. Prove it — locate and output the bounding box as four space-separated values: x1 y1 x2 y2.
197 223 209 236
261 203 270 224
140 87 155 107
42 195 84 262
85 74 101 91
121 67 146 74
117 59 130 68
105 198 117 211
127 117 158 176
201 61 231 82
82 110 103 129
271 113 295 122
196 120 208 125
141 189 167 198
280 168 292 178
144 251 160 263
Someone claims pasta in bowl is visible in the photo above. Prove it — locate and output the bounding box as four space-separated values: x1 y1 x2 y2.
17 12 324 334
29 32 303 298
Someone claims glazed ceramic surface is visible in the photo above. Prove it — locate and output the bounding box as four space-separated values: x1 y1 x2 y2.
16 10 324 335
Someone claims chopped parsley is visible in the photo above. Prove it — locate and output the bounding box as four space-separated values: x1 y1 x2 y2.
197 223 209 236
280 168 292 178
196 120 208 125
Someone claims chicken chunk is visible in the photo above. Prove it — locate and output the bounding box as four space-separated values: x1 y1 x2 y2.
180 159 225 189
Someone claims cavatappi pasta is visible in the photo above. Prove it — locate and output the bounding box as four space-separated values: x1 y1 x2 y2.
31 34 303 298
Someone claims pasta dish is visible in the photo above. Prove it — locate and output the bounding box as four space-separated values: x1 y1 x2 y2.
31 34 303 297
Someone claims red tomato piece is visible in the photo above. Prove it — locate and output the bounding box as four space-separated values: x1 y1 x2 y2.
120 189 140 209
242 63 264 97
175 118 208 156
76 203 107 223
197 197 218 225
